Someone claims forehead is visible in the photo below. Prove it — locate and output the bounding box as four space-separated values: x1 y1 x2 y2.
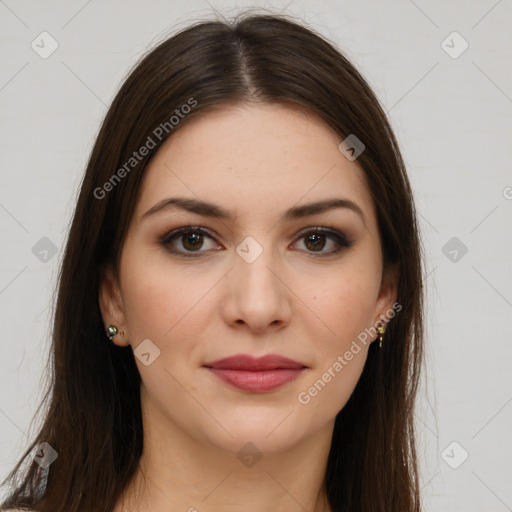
133 103 375 226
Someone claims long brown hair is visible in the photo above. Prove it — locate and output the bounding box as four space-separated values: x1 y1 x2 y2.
1 11 424 512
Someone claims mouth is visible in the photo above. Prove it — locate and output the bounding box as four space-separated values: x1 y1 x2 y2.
202 353 308 393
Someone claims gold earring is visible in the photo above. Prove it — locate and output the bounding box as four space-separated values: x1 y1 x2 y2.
377 323 386 348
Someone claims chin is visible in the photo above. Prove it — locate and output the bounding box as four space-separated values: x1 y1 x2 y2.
205 414 307 456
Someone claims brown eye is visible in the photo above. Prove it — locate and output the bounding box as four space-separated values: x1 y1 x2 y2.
181 232 204 251
160 226 351 258
161 226 222 257
304 233 327 252
294 228 352 256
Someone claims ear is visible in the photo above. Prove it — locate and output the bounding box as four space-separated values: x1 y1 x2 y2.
98 265 130 346
373 263 400 329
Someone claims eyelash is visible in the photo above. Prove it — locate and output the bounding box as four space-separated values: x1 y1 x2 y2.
159 225 353 258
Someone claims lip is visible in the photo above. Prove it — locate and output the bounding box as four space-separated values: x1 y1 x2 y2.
203 354 306 371
203 354 307 393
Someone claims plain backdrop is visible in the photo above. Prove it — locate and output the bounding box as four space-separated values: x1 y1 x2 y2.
1 1 511 510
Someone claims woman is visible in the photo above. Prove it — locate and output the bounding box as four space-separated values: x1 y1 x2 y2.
1 11 424 512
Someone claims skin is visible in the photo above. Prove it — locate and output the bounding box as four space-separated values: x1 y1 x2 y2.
100 102 398 512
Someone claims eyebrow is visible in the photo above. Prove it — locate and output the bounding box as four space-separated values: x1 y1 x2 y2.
141 196 366 224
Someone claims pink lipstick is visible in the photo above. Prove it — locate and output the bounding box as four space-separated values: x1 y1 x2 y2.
203 354 307 393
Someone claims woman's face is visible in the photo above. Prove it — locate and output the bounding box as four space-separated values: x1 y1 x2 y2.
100 102 397 455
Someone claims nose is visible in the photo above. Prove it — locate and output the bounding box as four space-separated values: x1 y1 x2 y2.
220 241 293 334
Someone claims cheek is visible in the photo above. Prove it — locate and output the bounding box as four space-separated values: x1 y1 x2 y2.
119 245 219 366
297 261 380 412
119 246 187 344
313 262 381 350
332 279 377 338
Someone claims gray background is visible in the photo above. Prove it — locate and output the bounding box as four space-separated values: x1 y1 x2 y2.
1 1 511 510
